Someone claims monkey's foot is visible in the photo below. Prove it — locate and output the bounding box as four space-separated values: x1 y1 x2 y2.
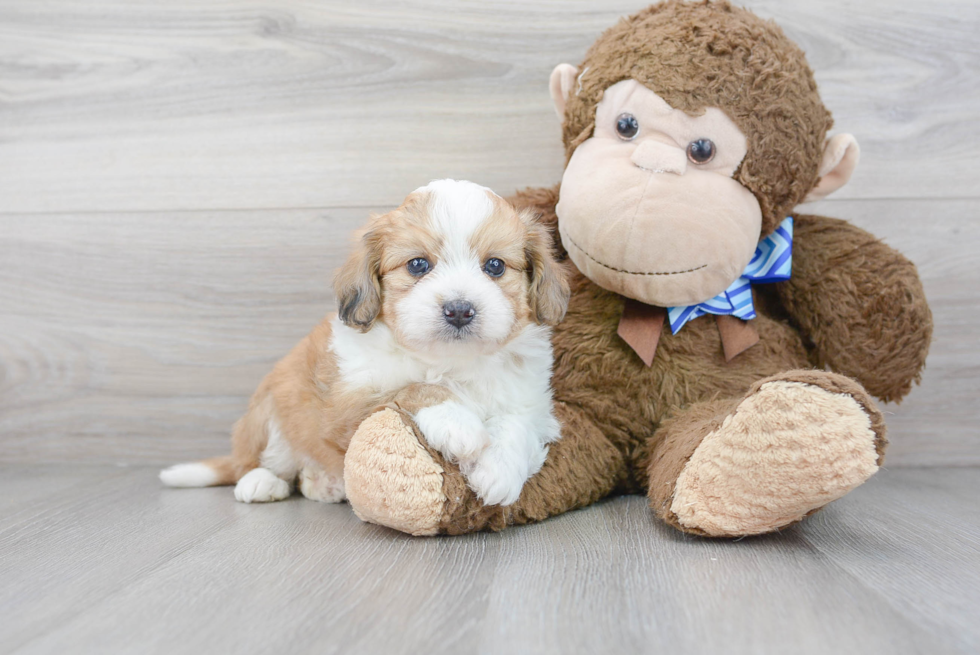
344 408 449 536
666 371 886 537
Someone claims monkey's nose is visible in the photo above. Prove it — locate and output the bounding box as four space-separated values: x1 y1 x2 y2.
631 140 687 175
443 300 476 328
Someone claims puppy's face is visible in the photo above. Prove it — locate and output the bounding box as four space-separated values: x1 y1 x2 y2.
335 180 569 356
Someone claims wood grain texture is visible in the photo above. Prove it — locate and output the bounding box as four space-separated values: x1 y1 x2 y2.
0 466 241 653
0 0 978 214
0 208 364 464
800 468 980 653
1 465 976 654
2 199 976 466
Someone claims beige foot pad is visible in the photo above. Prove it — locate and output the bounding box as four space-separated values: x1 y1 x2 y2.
671 381 880 537
344 408 447 536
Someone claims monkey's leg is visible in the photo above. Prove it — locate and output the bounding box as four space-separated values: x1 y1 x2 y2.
641 370 887 537
343 401 628 536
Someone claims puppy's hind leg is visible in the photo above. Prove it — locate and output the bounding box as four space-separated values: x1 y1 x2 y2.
234 468 291 503
298 464 346 503
235 416 300 504
298 440 346 503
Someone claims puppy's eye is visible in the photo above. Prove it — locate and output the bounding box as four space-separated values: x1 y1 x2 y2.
407 258 430 276
616 113 639 140
687 138 716 164
483 258 505 278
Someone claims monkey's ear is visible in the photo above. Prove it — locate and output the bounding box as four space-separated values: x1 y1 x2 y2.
522 210 570 325
549 64 580 121
803 134 860 203
334 226 383 332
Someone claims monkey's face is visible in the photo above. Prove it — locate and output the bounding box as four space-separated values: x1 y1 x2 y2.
556 80 763 307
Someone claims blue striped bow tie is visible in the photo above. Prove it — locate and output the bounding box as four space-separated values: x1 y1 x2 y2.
667 217 793 334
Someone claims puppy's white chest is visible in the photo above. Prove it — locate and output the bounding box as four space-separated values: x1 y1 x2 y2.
444 371 520 419
331 319 553 417
330 320 425 393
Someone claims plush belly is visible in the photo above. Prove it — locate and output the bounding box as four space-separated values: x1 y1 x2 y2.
550 279 810 454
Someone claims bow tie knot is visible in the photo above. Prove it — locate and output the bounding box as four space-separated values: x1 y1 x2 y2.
667 217 793 334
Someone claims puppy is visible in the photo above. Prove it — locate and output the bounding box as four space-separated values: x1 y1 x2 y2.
160 180 569 507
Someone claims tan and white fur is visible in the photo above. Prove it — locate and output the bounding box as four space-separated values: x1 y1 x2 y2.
160 180 570 507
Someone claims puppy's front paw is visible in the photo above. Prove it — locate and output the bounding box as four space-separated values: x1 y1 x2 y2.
465 447 528 507
234 468 291 503
298 465 346 503
414 401 490 463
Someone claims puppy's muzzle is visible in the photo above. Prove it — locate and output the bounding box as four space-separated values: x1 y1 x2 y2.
443 300 476 328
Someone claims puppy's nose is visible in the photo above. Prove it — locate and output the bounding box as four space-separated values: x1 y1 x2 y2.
630 140 687 175
443 300 476 328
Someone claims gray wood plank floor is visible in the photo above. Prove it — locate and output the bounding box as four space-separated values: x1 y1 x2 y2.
1 465 977 655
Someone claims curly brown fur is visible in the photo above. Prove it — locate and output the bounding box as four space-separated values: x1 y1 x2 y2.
775 214 933 402
562 0 832 235
548 266 811 465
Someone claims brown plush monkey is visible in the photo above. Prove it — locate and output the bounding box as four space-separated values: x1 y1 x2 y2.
341 0 933 537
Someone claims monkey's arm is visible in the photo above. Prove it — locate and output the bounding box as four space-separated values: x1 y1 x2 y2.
775 213 932 403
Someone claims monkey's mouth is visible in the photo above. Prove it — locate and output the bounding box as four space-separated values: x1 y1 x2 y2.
563 234 706 277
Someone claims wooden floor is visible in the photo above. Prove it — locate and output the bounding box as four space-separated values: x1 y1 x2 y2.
1 465 977 655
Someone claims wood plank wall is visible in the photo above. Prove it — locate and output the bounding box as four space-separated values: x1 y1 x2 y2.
1 0 978 465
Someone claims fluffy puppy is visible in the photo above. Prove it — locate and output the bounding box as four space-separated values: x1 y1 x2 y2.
160 180 569 507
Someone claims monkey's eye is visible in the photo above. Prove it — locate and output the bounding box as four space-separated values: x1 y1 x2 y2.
687 139 716 164
615 113 639 140
483 258 505 278
407 258 430 276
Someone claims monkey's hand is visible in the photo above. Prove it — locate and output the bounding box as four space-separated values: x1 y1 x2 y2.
774 213 932 403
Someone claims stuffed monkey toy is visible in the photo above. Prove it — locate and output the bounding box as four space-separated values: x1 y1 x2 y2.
340 0 933 537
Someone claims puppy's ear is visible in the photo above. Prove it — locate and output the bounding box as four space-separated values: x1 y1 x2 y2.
522 210 570 325
334 221 384 332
